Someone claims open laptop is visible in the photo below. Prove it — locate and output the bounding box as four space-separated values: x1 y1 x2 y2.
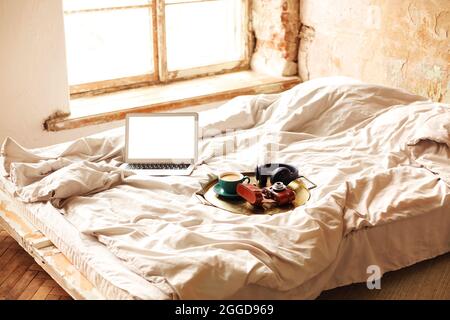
123 113 198 176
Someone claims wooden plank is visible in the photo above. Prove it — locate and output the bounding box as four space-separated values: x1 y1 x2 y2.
29 237 53 250
0 245 6 257
7 270 38 300
0 240 15 257
45 71 301 131
0 201 35 242
0 189 105 300
156 0 168 82
34 271 51 280
165 0 219 4
28 263 44 272
64 3 151 15
50 286 71 296
70 75 156 97
33 249 102 300
17 276 46 300
0 256 32 298
42 279 59 288
0 248 21 272
1 235 15 245
151 0 160 84
31 286 53 300
166 61 248 82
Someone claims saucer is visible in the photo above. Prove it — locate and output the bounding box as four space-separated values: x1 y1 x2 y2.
213 183 242 199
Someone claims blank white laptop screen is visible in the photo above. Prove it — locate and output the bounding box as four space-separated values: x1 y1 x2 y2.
127 115 196 161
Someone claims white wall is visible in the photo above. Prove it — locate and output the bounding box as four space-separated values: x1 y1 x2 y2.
0 0 126 148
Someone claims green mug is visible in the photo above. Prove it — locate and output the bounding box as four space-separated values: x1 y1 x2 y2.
218 172 250 195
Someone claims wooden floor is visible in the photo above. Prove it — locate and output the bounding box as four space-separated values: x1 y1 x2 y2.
0 227 72 300
1 225 449 300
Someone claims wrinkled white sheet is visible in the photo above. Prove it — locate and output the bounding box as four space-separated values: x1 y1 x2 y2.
2 77 450 299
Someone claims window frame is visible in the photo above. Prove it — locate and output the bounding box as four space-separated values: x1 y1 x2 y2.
65 0 252 97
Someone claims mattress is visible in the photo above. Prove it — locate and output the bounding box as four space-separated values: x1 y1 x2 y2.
1 77 450 299
1 174 449 300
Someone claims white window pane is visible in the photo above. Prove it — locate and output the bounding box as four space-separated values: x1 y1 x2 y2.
165 0 243 71
63 0 150 12
64 8 154 85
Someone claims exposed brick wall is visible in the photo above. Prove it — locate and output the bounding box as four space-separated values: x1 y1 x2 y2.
251 0 300 76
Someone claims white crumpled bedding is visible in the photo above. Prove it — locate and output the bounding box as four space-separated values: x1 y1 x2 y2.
2 77 450 299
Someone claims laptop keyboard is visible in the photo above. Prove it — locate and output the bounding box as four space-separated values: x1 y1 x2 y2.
126 163 190 170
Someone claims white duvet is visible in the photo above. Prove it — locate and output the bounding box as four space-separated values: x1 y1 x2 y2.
2 77 450 299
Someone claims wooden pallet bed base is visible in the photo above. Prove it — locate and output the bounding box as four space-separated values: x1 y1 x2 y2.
0 189 104 300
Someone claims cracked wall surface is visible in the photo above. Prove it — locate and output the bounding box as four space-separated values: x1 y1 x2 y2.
298 0 449 103
251 0 300 76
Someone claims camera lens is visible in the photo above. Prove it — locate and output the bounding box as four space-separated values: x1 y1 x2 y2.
271 182 286 192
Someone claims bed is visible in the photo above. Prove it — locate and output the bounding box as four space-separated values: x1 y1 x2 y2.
1 77 449 299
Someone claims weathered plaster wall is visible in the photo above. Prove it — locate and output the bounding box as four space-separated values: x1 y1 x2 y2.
299 0 450 103
251 0 300 76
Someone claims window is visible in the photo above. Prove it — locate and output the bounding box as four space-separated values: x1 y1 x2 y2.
63 0 251 96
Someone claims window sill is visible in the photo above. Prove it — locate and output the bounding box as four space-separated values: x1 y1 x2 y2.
44 71 301 132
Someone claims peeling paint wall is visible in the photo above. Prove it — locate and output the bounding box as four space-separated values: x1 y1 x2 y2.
251 0 300 76
299 0 450 103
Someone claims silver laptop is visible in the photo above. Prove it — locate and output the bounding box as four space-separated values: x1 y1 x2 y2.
123 113 198 176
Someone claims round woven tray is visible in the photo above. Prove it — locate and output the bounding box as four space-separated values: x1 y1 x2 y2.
201 174 311 215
